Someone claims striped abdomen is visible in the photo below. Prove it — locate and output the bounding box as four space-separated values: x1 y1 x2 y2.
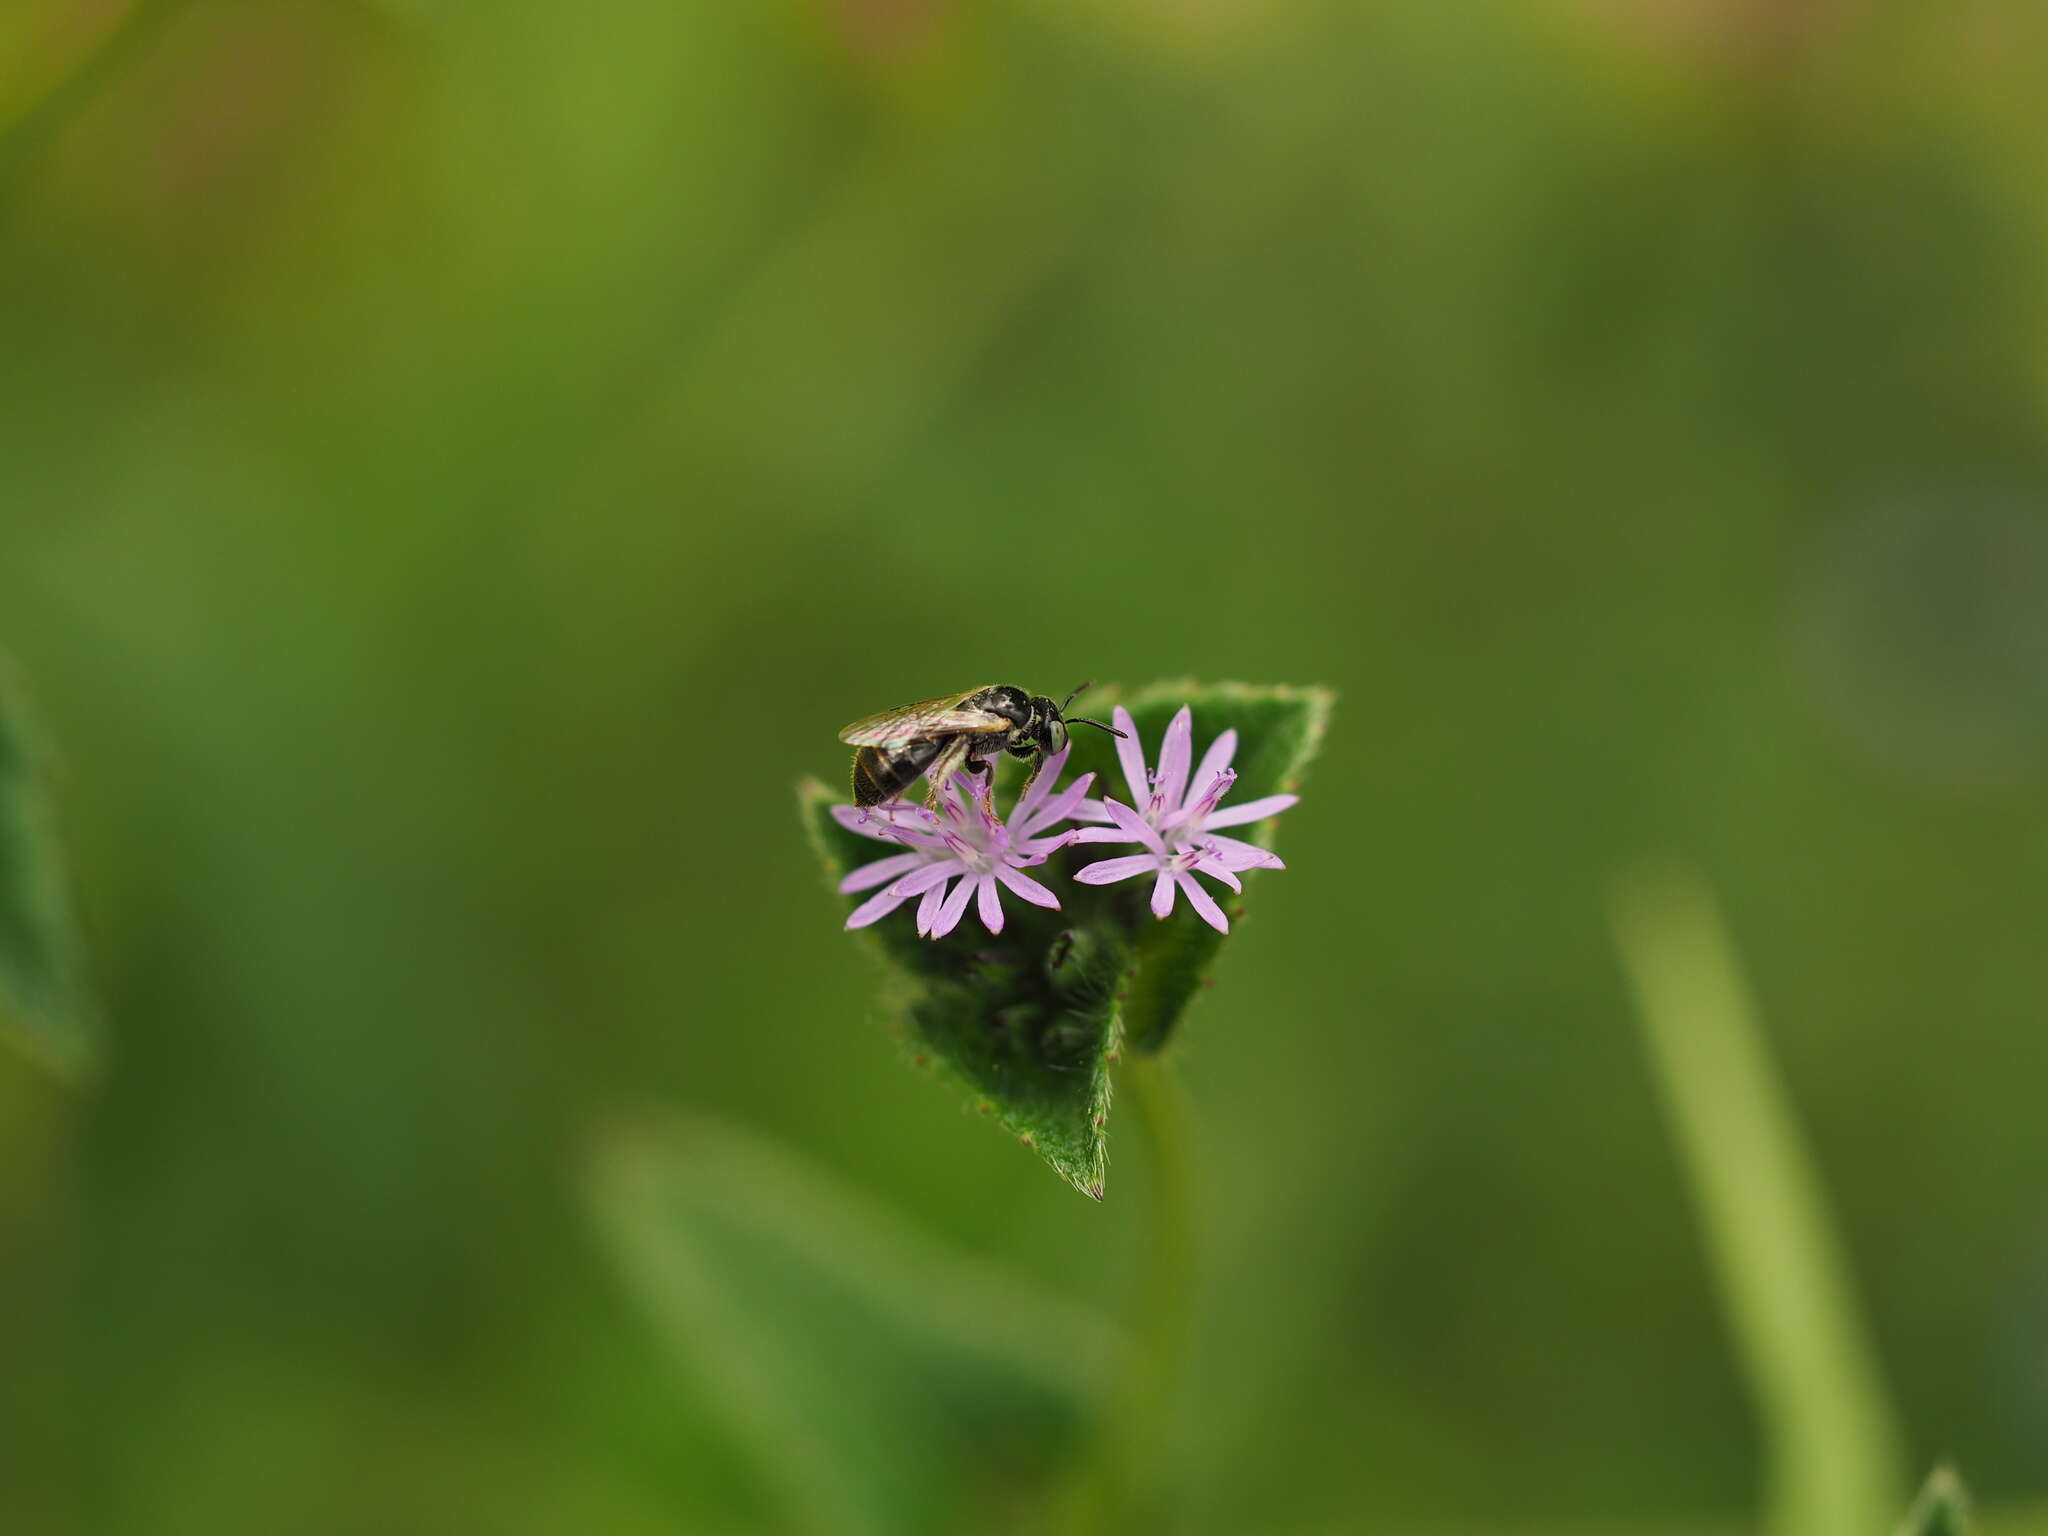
850 739 943 807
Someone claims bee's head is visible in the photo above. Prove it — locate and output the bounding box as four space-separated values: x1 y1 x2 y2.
1041 682 1126 754
1010 694 1056 749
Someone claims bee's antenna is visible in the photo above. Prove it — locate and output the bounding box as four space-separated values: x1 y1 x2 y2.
1052 683 1125 738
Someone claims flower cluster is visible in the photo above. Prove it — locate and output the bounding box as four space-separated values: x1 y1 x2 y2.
832 749 1089 939
835 707 1297 938
1070 705 1296 933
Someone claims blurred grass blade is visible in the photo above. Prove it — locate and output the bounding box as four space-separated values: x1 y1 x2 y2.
1610 869 1903 1536
584 1112 1113 1536
0 657 96 1078
1897 1465 1973 1536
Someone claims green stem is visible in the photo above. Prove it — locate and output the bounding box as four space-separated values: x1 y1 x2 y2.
1060 1049 1198 1533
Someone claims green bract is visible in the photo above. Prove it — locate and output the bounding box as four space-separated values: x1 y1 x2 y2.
802 680 1330 1197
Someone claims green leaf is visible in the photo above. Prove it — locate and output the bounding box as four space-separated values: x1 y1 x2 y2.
803 679 1331 1195
1897 1466 1973 1536
0 658 97 1079
583 1112 1114 1536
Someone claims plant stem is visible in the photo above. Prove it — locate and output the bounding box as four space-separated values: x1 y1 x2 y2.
1060 1048 1198 1534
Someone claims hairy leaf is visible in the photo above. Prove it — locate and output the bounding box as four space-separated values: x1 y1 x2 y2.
804 680 1330 1194
584 1112 1113 1536
0 660 96 1077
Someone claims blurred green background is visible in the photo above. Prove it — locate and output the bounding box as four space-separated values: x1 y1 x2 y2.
4 0 2048 1532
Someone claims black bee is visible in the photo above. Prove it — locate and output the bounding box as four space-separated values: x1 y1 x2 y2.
838 683 1125 808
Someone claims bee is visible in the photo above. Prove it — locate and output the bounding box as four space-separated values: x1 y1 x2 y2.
838 683 1126 808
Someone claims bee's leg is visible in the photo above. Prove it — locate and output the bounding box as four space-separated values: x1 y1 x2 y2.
921 738 971 807
1015 748 1046 803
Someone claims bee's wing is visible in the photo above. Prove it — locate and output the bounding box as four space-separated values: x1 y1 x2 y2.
838 689 1010 748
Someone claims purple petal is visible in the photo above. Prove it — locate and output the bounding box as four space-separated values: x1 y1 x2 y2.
1074 854 1161 886
1013 830 1076 859
1200 793 1299 830
1190 728 1237 795
1202 833 1285 871
1113 706 1149 805
1021 771 1096 836
1100 796 1167 854
1150 870 1177 919
831 803 937 842
1165 769 1238 835
838 851 927 894
928 877 976 939
972 790 1003 841
935 776 986 829
1155 707 1193 812
845 884 913 929
1193 856 1243 894
915 879 950 936
1190 766 1236 818
858 814 949 850
993 863 1061 908
890 861 960 898
1071 826 1135 845
1176 872 1229 932
883 829 951 852
976 875 1004 934
1071 797 1113 824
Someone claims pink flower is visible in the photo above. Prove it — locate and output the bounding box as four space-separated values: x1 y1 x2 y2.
833 746 1096 939
1071 705 1296 933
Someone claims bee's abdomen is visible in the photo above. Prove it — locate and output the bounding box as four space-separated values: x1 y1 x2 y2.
851 740 940 807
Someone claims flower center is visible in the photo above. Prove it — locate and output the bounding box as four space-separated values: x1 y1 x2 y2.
942 828 999 874
1161 768 1236 848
